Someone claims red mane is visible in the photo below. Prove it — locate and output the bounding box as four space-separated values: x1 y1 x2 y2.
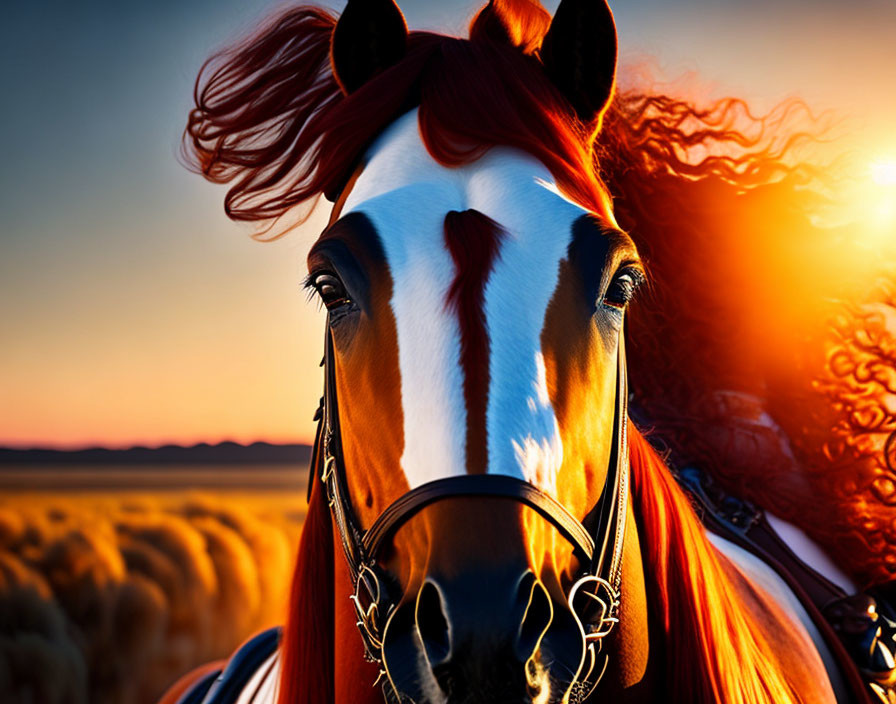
628 425 812 702
601 96 896 587
277 479 334 704
184 2 895 700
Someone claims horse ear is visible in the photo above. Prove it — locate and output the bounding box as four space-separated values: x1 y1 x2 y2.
469 0 551 55
330 0 409 94
539 0 618 125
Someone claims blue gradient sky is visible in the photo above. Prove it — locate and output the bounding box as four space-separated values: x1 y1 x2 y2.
1 0 894 448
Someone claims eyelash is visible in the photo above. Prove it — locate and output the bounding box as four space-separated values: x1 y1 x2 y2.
602 267 645 311
306 271 352 310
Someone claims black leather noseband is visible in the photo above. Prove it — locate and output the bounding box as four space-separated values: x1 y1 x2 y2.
364 473 596 564
307 313 630 699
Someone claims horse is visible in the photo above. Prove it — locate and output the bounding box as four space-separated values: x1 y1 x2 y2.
161 1 885 702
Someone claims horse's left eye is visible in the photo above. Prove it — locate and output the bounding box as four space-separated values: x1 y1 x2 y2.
310 273 351 309
602 269 644 311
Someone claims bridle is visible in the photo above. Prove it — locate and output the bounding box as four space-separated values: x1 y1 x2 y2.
308 315 629 699
307 311 630 700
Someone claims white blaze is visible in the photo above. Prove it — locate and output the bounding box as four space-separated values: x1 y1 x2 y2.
342 110 587 492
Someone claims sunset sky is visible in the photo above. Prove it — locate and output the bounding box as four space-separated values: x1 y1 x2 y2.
1 0 894 449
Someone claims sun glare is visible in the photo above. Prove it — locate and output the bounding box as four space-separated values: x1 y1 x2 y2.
871 159 896 187
857 157 896 233
873 200 895 229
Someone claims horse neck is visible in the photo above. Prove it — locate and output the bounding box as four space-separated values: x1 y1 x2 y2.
276 478 385 704
626 424 831 704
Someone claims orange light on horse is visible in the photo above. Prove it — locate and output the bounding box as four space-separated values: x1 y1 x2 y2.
163 1 896 703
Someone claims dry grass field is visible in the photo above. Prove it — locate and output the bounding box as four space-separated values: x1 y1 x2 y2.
0 481 306 704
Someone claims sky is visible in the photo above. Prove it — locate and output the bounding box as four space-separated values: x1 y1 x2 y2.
1 0 894 449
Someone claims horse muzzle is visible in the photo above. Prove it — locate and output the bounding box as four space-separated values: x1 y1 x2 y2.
377 498 588 704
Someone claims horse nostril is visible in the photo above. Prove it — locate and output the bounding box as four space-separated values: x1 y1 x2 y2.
516 574 553 663
415 580 451 666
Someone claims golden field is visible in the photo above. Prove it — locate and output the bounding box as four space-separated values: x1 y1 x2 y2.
0 483 306 704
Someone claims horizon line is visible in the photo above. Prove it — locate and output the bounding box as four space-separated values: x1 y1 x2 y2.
0 438 314 453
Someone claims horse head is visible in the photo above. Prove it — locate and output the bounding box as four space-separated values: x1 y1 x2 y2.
303 1 648 701
180 1 845 703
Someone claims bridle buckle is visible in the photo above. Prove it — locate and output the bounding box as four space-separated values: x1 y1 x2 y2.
321 454 337 507
569 574 620 642
567 574 620 697
350 563 390 661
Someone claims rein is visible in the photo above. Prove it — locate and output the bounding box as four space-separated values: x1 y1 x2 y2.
307 313 630 700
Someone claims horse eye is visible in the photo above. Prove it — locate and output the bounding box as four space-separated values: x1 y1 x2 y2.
602 269 644 311
311 273 351 309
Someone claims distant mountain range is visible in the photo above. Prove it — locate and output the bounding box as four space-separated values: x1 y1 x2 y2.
0 441 312 466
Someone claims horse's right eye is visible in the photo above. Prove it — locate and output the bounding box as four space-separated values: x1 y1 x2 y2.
311 273 351 310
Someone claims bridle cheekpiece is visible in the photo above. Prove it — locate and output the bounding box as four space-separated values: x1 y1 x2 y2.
308 314 631 701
